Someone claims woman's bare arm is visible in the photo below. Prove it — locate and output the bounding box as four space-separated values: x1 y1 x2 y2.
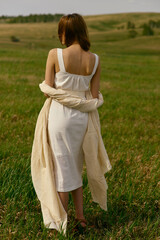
90 56 101 99
44 49 56 97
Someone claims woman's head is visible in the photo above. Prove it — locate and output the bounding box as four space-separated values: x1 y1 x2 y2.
58 13 90 51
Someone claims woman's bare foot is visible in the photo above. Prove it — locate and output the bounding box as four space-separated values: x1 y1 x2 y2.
75 218 87 227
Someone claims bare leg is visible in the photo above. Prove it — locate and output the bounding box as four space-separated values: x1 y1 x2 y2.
71 186 86 227
58 192 69 213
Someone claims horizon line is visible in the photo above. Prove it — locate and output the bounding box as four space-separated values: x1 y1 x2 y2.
0 11 160 18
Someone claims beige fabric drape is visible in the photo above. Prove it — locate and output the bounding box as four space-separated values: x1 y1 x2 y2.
31 81 112 235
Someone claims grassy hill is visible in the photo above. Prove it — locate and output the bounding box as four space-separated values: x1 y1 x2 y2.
0 12 160 52
0 12 160 239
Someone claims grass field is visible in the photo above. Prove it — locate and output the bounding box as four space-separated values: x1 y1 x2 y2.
0 12 160 239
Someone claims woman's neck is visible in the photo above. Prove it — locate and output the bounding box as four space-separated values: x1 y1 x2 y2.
72 40 80 45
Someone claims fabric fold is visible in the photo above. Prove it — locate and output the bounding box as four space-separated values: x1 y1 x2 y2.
39 80 104 112
31 81 112 235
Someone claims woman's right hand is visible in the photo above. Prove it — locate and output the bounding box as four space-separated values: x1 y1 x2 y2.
44 93 50 98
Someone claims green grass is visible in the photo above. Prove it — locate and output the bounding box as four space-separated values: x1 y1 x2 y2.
0 12 160 239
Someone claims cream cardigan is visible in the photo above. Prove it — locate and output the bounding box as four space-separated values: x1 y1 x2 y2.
31 81 112 235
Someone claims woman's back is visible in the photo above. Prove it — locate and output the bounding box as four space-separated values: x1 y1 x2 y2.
54 47 99 92
61 44 96 76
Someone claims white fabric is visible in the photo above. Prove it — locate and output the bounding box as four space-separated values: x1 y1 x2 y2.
47 48 98 192
54 48 99 91
31 49 112 235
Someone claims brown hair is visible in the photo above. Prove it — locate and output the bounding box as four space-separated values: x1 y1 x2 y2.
58 13 90 51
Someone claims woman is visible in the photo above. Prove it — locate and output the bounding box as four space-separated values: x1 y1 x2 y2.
44 13 100 230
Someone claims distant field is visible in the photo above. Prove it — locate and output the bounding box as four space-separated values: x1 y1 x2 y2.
0 12 160 239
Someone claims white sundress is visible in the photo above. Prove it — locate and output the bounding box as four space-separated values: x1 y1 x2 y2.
48 48 99 192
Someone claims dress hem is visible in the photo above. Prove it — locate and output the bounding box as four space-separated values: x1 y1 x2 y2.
56 182 83 192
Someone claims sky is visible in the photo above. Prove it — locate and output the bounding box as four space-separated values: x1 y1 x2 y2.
0 0 160 16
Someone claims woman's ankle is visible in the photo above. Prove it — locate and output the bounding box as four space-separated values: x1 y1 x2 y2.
75 214 85 220
75 217 87 227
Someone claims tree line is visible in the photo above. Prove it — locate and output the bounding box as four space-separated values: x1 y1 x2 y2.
127 19 160 30
127 19 160 38
0 14 63 23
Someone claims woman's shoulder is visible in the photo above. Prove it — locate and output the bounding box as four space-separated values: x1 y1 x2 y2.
47 48 60 63
48 48 58 56
46 48 59 68
88 50 99 58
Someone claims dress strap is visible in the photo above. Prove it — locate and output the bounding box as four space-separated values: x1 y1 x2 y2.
57 48 66 72
91 54 99 76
